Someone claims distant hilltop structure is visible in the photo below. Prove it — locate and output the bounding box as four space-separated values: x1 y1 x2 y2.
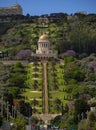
67 11 87 20
76 11 87 15
0 4 23 16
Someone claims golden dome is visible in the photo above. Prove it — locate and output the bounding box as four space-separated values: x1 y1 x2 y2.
39 34 49 40
38 34 50 43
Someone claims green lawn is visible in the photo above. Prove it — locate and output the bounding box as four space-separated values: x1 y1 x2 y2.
23 89 42 98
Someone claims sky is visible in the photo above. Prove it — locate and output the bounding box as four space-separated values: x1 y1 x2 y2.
0 0 96 16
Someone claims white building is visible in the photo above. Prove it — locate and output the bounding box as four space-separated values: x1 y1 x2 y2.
32 34 57 58
0 4 23 15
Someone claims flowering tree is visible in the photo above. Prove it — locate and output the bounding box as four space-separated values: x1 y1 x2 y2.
88 61 96 72
16 49 32 60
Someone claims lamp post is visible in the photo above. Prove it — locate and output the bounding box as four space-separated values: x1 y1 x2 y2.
61 102 64 116
0 87 5 116
13 106 16 119
1 95 4 116
7 101 9 121
12 105 14 118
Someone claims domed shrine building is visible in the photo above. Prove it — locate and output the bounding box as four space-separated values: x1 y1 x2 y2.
33 34 57 59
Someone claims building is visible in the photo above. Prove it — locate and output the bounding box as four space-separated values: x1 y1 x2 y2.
32 34 57 59
38 17 49 28
38 17 49 24
0 4 23 15
75 11 87 15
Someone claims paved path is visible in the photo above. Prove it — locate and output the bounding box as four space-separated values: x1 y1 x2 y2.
43 62 48 114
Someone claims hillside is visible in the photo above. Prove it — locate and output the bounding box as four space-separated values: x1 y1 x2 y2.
0 13 96 58
0 13 96 129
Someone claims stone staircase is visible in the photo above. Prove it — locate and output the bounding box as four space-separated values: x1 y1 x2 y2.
43 62 49 114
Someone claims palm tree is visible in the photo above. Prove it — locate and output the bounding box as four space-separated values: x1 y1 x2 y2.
54 98 62 113
31 98 38 113
33 80 38 90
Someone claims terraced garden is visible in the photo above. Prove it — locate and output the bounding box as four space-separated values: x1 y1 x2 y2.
47 62 69 114
23 60 71 114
